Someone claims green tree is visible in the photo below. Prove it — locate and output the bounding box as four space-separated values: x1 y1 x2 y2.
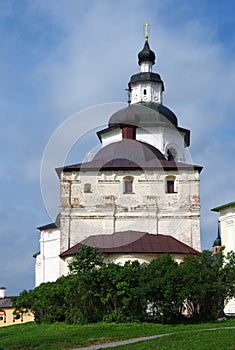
13 278 67 323
142 254 181 323
68 245 104 274
98 261 145 322
179 249 235 320
13 248 235 324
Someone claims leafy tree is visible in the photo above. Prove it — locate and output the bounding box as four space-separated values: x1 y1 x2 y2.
68 245 104 274
142 254 181 323
13 248 235 324
179 249 235 320
98 261 145 322
13 278 67 323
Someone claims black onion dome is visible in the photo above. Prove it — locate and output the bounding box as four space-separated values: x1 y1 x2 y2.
138 40 155 65
108 102 178 128
213 236 222 247
213 222 222 247
93 139 166 164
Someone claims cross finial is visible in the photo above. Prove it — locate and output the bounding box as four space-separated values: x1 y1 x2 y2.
144 22 150 41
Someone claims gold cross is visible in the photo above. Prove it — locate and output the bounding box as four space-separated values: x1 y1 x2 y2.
144 22 150 41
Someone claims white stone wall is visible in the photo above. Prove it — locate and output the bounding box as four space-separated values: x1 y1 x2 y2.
61 253 187 276
35 228 61 286
219 208 235 255
59 168 201 253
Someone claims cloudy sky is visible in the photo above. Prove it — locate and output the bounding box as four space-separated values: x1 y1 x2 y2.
1 0 235 295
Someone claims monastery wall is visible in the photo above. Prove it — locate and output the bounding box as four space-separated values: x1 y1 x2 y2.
59 169 201 253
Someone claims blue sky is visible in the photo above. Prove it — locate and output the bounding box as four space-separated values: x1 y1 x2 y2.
1 0 235 295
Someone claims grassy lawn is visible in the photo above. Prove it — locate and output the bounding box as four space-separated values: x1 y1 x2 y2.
0 319 234 350
114 328 235 350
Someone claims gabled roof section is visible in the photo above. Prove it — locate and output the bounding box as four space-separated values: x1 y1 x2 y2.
60 231 199 257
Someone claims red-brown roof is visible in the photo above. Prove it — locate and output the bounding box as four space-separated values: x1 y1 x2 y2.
60 231 198 257
56 140 203 175
57 158 202 174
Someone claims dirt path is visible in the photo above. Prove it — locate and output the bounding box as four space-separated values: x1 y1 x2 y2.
72 326 235 350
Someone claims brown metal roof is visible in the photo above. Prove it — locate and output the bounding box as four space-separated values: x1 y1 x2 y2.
58 159 202 173
93 140 166 162
60 231 198 257
55 140 202 175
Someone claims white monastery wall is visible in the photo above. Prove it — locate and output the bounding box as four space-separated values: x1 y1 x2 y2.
35 228 61 286
59 168 201 253
219 210 235 255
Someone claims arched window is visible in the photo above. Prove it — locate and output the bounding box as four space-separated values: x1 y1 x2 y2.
143 88 147 96
123 176 134 194
167 148 177 161
84 183 92 193
165 176 176 193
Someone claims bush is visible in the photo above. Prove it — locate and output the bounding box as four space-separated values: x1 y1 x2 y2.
14 247 235 324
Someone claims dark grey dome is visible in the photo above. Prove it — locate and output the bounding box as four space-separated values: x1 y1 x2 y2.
108 102 178 128
93 139 166 164
213 222 222 247
138 40 155 65
213 236 221 247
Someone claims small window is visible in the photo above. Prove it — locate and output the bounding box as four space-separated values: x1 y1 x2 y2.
84 183 92 193
143 88 147 95
167 180 175 193
166 176 176 193
124 176 134 194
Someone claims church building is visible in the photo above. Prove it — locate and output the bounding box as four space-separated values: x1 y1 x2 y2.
35 28 202 286
211 201 235 316
211 202 235 256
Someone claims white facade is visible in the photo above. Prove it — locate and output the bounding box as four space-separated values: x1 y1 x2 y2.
59 168 201 254
212 202 235 316
35 227 61 286
131 82 162 104
212 202 235 256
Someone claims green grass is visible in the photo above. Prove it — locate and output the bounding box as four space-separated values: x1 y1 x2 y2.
114 328 235 350
0 319 234 350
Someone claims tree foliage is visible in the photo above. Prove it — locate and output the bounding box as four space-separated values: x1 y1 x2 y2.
68 245 104 274
14 246 235 324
